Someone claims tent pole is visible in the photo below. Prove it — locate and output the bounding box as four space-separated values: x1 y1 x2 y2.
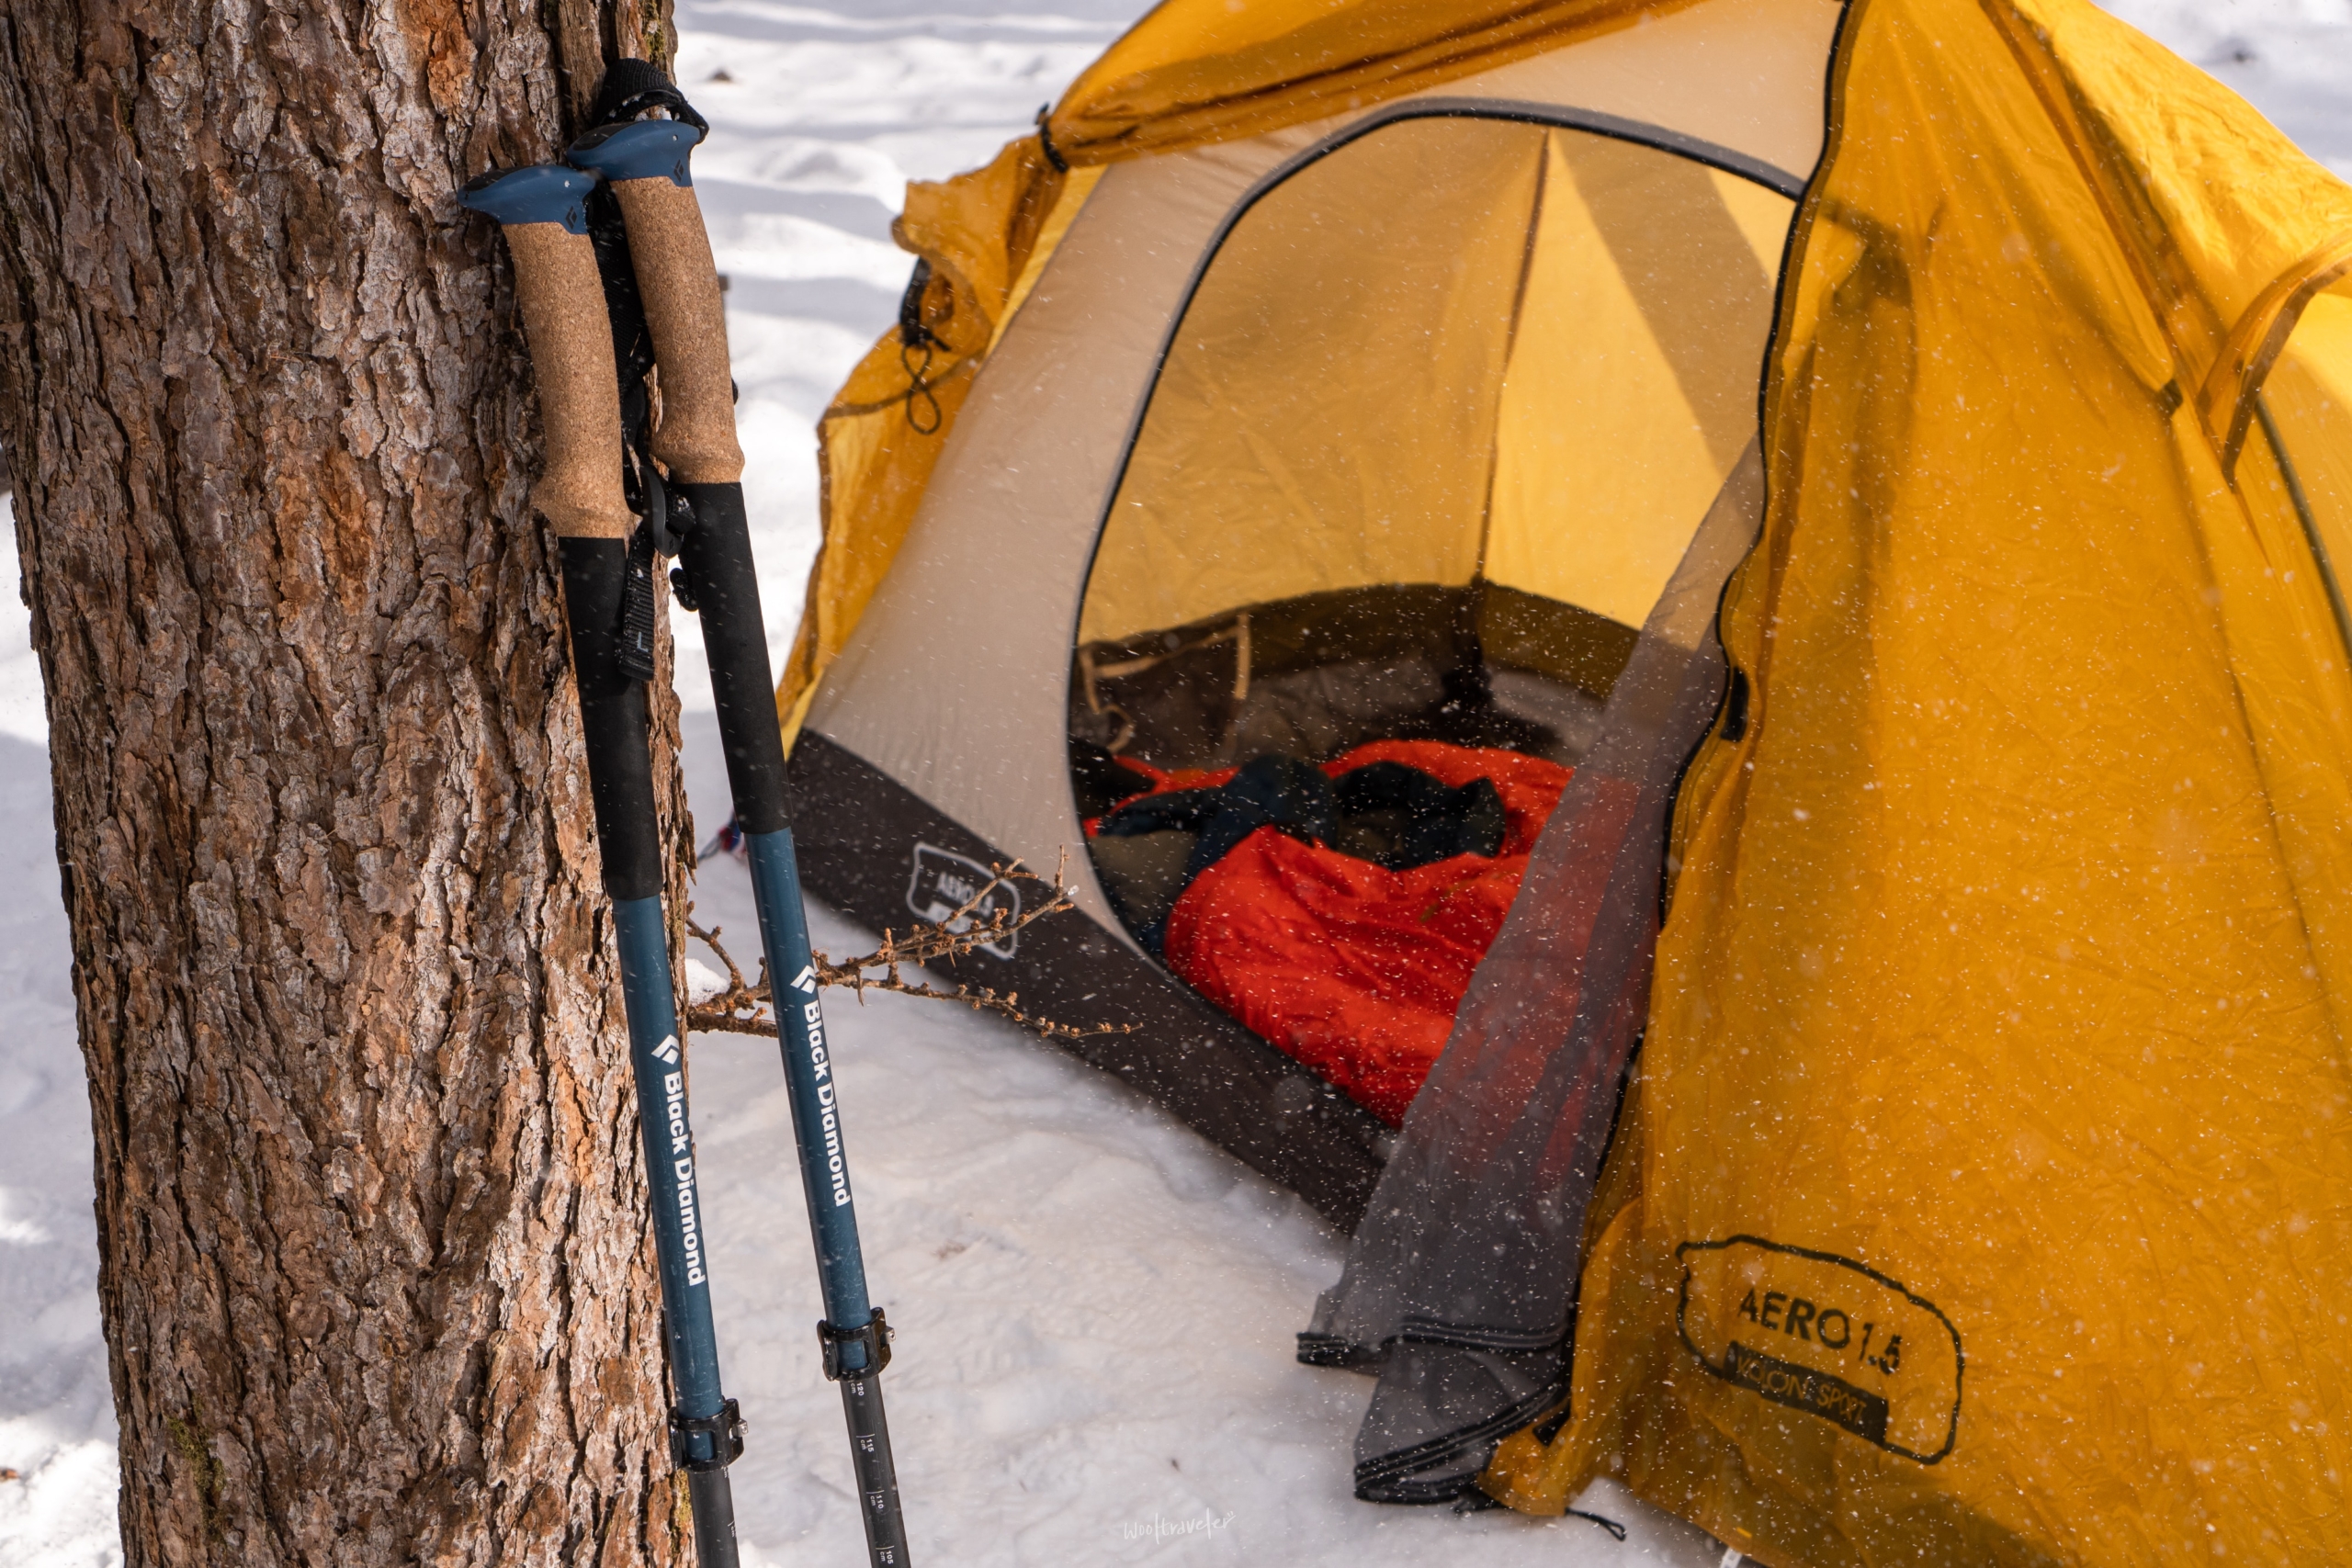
2252 392 2352 667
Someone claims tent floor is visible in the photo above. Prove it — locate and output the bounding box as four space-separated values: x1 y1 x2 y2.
786 728 1396 1232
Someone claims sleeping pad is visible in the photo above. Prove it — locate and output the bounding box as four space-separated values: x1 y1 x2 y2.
1092 740 1570 1124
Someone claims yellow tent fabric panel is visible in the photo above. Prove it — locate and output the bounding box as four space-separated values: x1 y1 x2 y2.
776 142 1086 745
1486 138 1788 626
989 164 1108 358
1485 1 2352 1562
777 159 1109 744
1716 165 1796 275
778 0 1790 743
1050 0 1702 161
2223 298 2352 1054
1079 118 1543 646
1993 2 2352 449
2261 286 2352 629
776 355 977 744
1083 120 1793 649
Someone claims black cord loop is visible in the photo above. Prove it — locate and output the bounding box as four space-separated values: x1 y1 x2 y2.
899 340 942 434
1035 104 1069 173
1567 1508 1628 1541
896 257 945 434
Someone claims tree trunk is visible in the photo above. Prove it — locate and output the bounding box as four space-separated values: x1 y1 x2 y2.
0 0 701 1562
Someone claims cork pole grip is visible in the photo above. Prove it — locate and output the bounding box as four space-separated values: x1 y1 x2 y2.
505 222 635 539
609 178 745 485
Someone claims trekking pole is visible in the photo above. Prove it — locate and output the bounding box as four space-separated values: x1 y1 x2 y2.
458 164 746 1568
567 111 913 1568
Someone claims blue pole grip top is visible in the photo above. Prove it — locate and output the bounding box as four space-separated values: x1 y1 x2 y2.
458 163 600 233
568 118 703 186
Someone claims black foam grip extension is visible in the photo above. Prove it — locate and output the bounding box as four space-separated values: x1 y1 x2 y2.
559 537 667 901
675 482 792 835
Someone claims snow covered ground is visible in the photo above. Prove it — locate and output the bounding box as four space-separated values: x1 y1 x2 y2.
5 1 2350 1562
2102 0 2352 180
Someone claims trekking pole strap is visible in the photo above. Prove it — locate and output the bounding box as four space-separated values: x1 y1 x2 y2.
569 119 744 484
557 540 665 899
458 165 635 539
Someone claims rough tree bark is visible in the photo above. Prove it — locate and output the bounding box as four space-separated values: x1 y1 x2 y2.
0 0 704 1562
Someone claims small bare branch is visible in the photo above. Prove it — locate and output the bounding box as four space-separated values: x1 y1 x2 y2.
702 921 747 993
682 852 1131 1043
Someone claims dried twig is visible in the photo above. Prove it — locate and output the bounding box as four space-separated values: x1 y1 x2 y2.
683 851 1130 1042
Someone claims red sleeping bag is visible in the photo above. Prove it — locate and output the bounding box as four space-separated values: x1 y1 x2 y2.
1100 741 1570 1125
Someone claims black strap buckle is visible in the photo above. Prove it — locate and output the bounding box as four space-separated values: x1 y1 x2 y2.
667 1397 745 1472
819 1307 893 1380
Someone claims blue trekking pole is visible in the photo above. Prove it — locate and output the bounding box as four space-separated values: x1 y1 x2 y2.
458 163 747 1568
567 71 912 1568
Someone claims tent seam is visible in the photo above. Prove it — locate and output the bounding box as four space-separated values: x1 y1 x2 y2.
1048 0 1709 162
1661 0 1867 934
1474 130 1552 589
1969 0 2222 423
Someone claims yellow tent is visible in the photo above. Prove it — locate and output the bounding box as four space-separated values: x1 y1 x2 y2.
775 1 2352 1562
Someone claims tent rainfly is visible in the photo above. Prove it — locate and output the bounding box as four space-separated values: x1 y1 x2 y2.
772 0 2352 1561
